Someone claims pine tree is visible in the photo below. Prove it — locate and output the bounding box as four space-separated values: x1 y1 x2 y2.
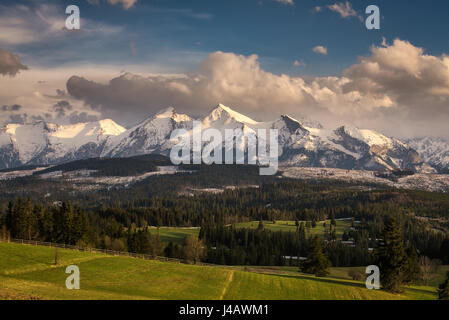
375 217 408 293
403 247 420 285
438 271 449 300
300 236 331 277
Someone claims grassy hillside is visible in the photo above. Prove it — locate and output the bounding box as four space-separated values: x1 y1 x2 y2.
0 242 438 300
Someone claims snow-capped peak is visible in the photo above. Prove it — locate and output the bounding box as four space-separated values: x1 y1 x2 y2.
336 125 394 147
154 107 192 123
0 104 446 173
205 104 259 125
97 119 127 135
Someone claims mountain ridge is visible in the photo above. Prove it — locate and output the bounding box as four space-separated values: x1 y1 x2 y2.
0 104 446 172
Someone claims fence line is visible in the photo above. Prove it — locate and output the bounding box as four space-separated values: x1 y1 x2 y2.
0 238 222 268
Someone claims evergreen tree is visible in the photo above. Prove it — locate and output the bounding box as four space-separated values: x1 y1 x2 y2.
148 231 163 257
300 236 331 277
375 217 408 293
438 271 449 300
403 247 420 285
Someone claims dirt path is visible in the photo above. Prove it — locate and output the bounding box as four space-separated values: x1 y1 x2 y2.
219 270 235 300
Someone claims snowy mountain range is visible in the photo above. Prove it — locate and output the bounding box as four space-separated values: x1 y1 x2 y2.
0 104 447 173
406 137 449 173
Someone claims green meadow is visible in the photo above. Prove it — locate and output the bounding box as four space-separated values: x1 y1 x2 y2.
0 242 439 300
147 227 200 245
141 220 351 247
233 219 353 236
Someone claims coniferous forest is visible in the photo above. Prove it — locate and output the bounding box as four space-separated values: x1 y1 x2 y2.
1 169 449 270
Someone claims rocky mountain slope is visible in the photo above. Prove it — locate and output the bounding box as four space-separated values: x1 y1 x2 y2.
0 104 444 172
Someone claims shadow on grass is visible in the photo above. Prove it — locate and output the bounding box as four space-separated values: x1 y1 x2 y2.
261 272 436 297
268 273 367 289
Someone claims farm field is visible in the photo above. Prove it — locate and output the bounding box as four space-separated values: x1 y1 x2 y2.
0 242 439 300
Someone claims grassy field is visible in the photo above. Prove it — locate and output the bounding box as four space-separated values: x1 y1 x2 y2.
0 242 440 300
142 220 351 246
147 227 200 245
234 220 353 236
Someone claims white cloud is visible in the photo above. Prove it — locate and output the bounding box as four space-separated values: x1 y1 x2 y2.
293 60 305 67
313 46 328 55
328 2 358 18
64 51 393 126
343 39 449 106
315 2 363 21
107 0 138 10
88 0 138 10
0 3 123 46
3 39 449 138
274 0 295 5
63 40 449 138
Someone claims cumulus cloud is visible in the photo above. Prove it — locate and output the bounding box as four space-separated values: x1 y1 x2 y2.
315 2 362 21
313 46 328 55
64 40 449 138
66 52 329 124
328 2 358 18
340 39 449 137
64 51 385 126
0 48 28 76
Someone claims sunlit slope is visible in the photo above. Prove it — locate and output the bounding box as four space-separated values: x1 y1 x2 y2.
0 242 437 300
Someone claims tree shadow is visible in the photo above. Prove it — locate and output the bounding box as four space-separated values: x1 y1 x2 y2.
261 272 436 296
263 272 367 289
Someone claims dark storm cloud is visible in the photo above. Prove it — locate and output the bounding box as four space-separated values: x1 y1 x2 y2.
52 101 73 117
2 104 22 112
0 48 28 76
69 111 98 124
8 113 27 124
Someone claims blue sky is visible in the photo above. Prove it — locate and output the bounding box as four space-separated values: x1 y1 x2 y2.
1 0 449 138
3 0 449 76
